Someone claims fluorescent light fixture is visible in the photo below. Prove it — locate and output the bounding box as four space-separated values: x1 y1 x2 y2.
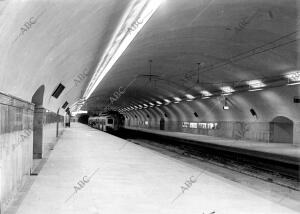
69 99 86 112
286 71 300 85
82 0 163 99
156 101 162 105
202 96 210 99
247 79 265 91
287 82 300 86
143 104 148 107
174 97 182 102
220 86 235 94
164 99 171 104
71 110 87 116
186 94 195 100
223 105 229 110
286 71 300 81
149 102 155 106
249 88 263 92
201 90 212 97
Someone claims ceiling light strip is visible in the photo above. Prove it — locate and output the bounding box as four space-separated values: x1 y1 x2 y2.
83 0 162 100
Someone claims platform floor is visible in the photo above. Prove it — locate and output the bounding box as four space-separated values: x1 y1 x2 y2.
125 127 300 164
11 123 300 214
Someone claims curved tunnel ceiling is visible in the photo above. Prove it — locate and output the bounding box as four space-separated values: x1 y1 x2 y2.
84 0 300 113
0 0 299 117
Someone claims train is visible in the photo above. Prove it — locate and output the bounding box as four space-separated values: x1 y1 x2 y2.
88 111 124 132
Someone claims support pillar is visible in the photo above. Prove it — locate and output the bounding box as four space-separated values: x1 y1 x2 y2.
293 122 300 146
33 106 45 159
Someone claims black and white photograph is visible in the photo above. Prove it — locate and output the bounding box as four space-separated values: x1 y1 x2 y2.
0 0 300 213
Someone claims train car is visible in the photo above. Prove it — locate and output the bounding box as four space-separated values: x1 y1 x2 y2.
88 111 124 132
88 116 100 128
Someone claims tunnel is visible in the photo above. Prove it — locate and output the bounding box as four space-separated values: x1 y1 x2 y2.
0 0 300 214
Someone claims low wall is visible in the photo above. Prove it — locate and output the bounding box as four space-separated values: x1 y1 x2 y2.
0 92 34 212
0 92 65 212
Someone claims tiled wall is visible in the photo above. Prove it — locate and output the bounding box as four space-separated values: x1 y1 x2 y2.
44 111 64 155
0 92 65 211
0 92 34 210
125 119 297 144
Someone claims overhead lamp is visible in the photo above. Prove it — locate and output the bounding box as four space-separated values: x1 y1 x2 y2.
220 86 235 95
247 80 266 88
287 82 300 86
286 71 300 81
286 71 300 86
186 94 195 101
174 97 182 102
156 101 163 105
149 102 155 106
249 88 263 92
143 104 148 107
223 105 229 110
223 97 229 110
71 110 88 116
200 90 212 97
247 80 266 91
82 0 163 100
164 99 171 104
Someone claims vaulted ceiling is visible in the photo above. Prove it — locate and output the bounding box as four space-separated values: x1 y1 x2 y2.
0 0 299 117
84 0 300 112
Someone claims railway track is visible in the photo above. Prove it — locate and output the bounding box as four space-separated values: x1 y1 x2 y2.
114 129 300 191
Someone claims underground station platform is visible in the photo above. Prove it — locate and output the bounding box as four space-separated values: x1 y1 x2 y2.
2 1 300 213
4 123 300 214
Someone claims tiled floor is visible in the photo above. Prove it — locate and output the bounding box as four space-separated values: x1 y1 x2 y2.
12 123 299 214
